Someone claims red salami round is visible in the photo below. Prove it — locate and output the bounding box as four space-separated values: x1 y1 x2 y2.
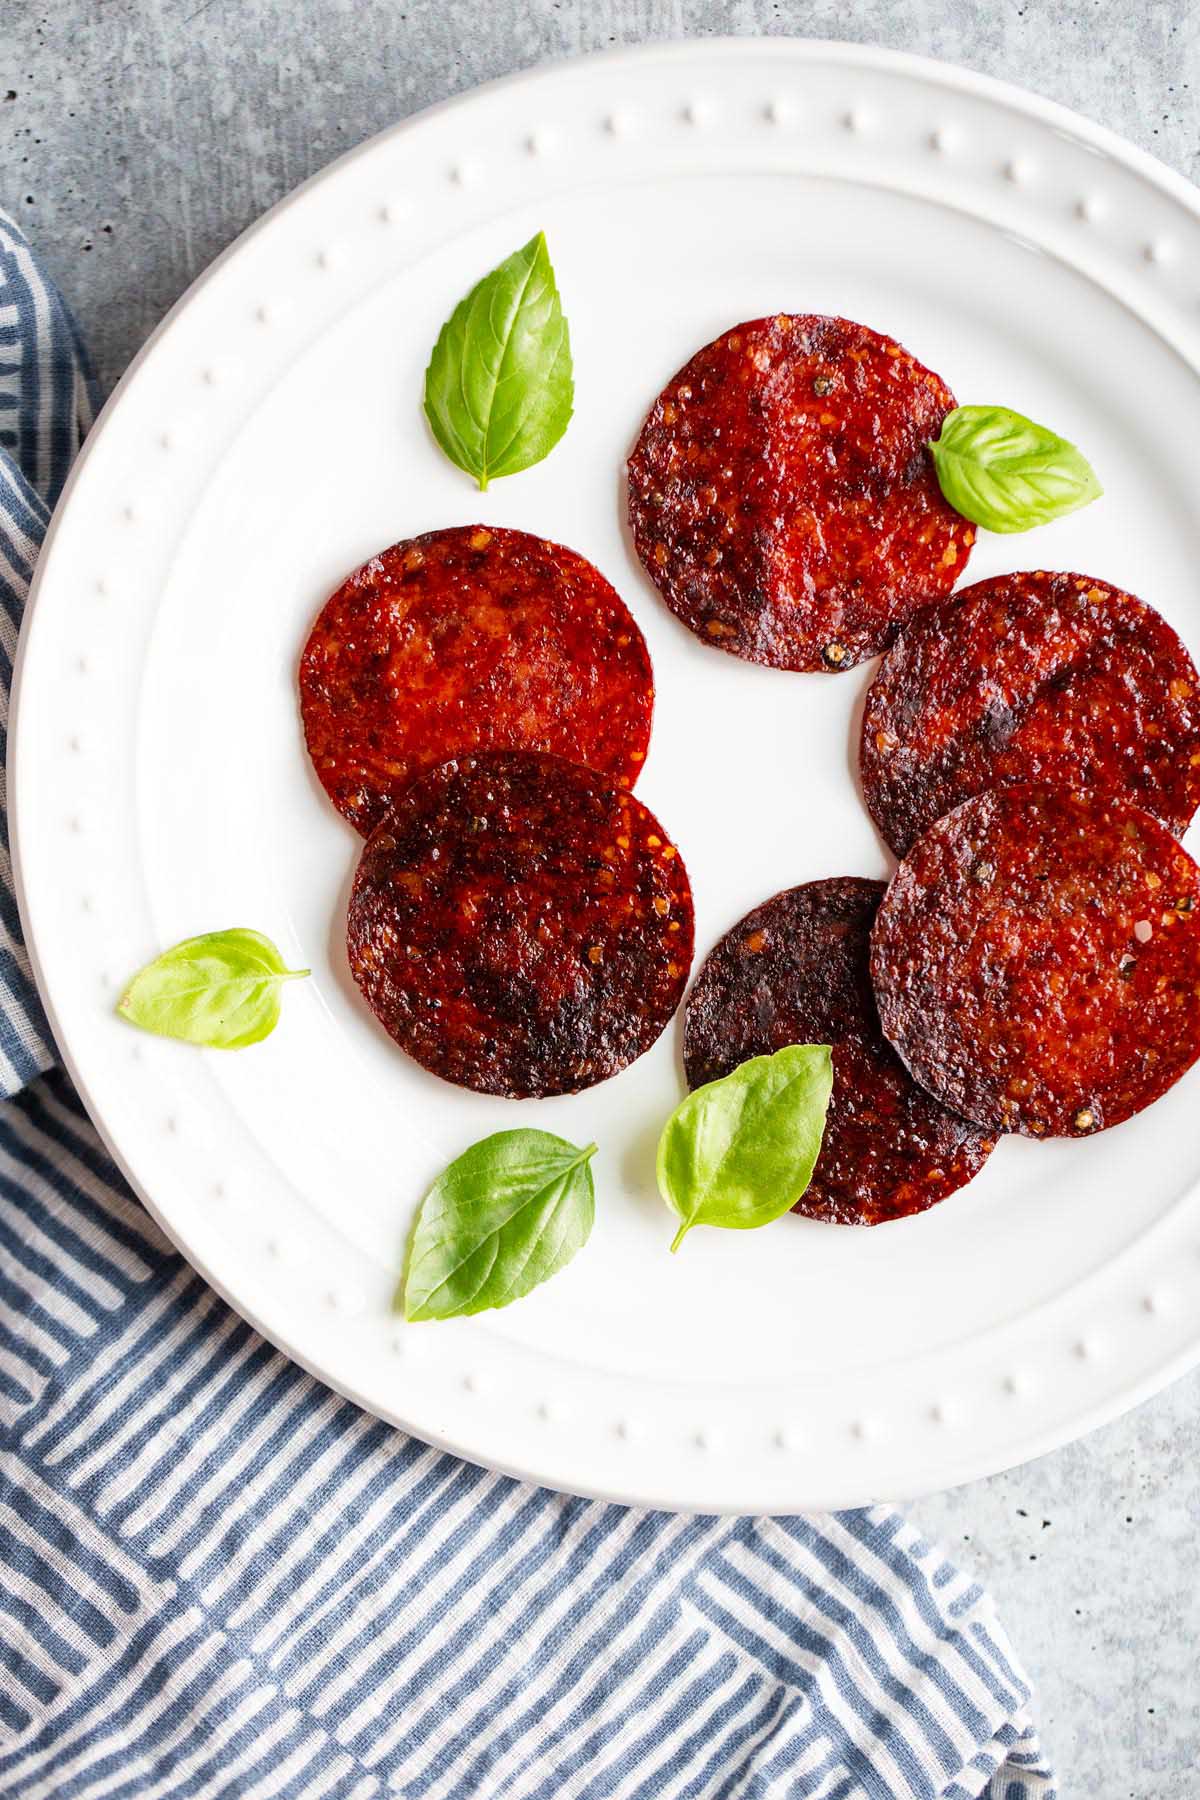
300 526 653 837
684 879 993 1225
627 315 972 672
347 750 694 1097
871 785 1200 1138
862 570 1200 856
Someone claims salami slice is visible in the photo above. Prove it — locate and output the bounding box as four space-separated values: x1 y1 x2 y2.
627 315 972 672
683 879 994 1225
871 785 1200 1138
862 570 1200 856
347 750 694 1097
301 526 654 837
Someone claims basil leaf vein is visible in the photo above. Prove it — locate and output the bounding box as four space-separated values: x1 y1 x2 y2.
404 1129 596 1321
422 231 574 490
929 404 1102 534
116 928 309 1049
657 1046 834 1251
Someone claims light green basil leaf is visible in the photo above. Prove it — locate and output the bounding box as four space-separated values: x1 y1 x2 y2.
658 1046 833 1252
929 404 1102 534
422 231 573 490
404 1129 596 1322
117 928 309 1049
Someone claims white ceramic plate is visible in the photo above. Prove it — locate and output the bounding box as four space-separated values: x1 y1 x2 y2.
15 40 1200 1512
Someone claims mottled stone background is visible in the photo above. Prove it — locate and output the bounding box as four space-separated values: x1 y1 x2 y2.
4 2 1200 1791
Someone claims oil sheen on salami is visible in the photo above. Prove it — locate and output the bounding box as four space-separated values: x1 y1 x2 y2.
628 314 972 672
347 750 694 1097
871 785 1200 1138
301 525 653 837
684 878 993 1225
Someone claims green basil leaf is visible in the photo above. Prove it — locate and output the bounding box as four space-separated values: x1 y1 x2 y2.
117 928 309 1049
929 404 1102 534
404 1129 596 1321
422 231 573 490
657 1046 833 1252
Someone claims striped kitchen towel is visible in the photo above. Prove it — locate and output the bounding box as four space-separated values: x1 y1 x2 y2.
0 207 1055 1799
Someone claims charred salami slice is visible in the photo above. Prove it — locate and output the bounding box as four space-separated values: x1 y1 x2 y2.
347 750 694 1097
871 785 1200 1138
627 314 972 672
301 525 653 837
862 570 1200 856
684 878 993 1225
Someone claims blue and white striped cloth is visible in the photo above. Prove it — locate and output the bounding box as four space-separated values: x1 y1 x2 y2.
0 207 1055 1799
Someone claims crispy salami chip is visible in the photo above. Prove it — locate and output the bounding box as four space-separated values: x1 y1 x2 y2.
683 878 993 1225
347 750 694 1097
871 785 1200 1139
301 525 653 837
862 570 1200 856
627 314 972 672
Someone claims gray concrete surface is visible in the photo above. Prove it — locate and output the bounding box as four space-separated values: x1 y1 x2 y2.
5 2 1200 1792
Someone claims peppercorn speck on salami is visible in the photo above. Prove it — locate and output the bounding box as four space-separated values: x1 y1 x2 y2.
300 525 654 837
871 784 1200 1139
861 570 1200 856
627 314 972 672
683 878 994 1224
347 750 694 1097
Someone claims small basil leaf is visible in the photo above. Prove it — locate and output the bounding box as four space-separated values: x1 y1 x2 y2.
117 928 309 1049
404 1129 596 1322
929 404 1102 534
422 231 573 490
657 1045 833 1252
